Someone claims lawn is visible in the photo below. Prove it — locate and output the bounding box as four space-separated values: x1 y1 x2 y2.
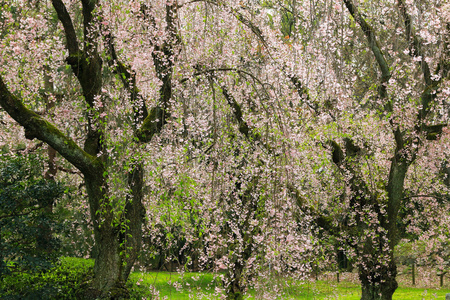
2 258 449 299
128 270 450 299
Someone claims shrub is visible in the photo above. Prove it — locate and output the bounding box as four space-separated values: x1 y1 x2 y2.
0 154 65 276
0 257 94 299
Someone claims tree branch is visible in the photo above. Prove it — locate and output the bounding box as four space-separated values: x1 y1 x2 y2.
397 0 432 86
220 83 262 142
288 73 320 114
397 0 436 123
182 67 269 148
184 0 269 49
0 75 96 175
51 0 79 55
81 0 98 40
104 32 148 126
343 0 391 100
136 3 179 143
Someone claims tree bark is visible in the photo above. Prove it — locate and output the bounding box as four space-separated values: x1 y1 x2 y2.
359 260 398 300
120 164 146 281
357 223 399 300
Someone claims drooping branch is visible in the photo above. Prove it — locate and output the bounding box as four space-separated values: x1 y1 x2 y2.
343 0 391 100
0 75 96 175
219 83 262 142
183 1 319 117
181 67 264 85
229 8 269 49
185 0 269 49
223 10 322 113
192 68 273 149
180 67 272 150
289 73 320 114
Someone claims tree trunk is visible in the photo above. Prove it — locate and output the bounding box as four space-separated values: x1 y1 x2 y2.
358 131 410 300
83 171 131 299
359 258 398 300
227 269 244 300
120 163 145 280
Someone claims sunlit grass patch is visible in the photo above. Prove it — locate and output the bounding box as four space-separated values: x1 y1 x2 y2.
128 270 223 299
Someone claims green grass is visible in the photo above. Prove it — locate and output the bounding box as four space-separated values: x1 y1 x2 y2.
128 271 222 299
128 270 450 299
3 257 449 299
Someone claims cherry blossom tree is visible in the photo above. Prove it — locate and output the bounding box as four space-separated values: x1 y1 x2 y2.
0 0 307 297
0 0 177 297
277 0 450 299
1 0 448 299
254 0 448 299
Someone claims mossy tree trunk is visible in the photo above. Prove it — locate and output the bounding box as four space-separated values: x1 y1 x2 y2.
0 1 178 298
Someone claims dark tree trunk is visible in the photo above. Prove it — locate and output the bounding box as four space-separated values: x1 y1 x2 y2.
82 170 132 299
222 178 258 300
226 262 245 300
327 136 411 300
357 131 410 300
359 251 398 300
120 164 145 281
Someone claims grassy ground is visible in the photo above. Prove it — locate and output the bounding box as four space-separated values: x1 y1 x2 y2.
128 270 450 299
3 257 449 299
